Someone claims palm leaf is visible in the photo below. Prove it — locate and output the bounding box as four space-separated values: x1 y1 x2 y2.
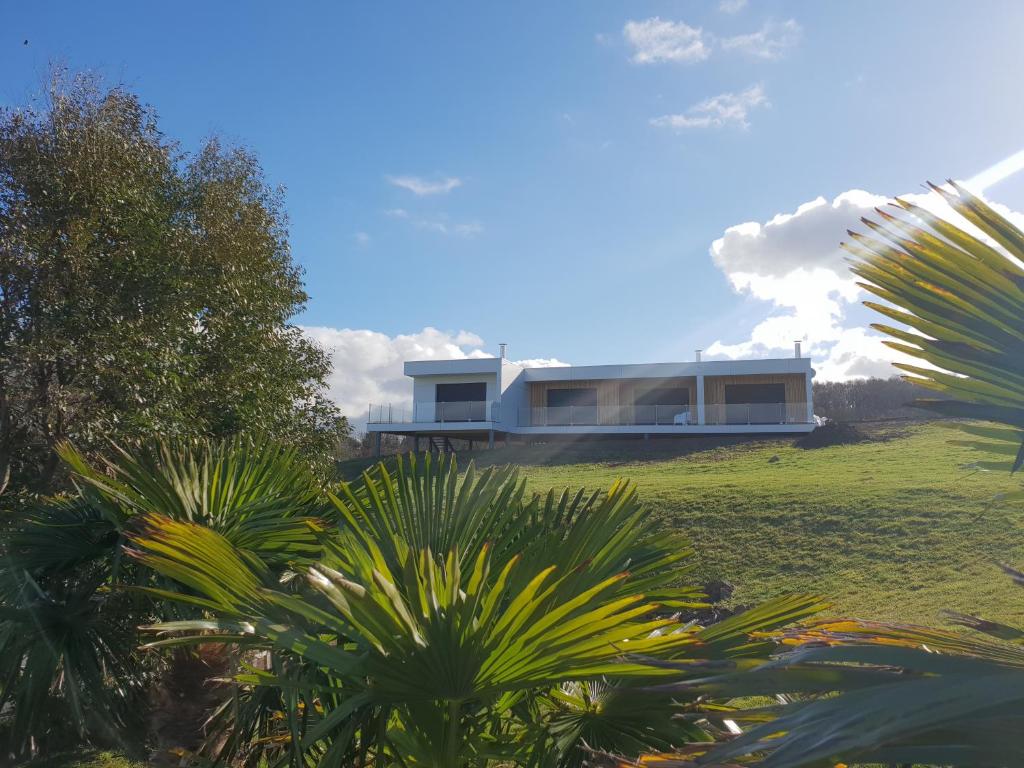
848 181 1024 471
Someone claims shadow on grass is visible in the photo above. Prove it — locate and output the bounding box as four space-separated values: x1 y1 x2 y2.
335 433 797 481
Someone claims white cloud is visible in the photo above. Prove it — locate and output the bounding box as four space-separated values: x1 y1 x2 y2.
711 190 887 277
704 186 1024 380
623 18 710 64
510 358 570 368
387 175 463 196
453 222 483 237
414 218 484 238
651 84 768 130
303 326 568 428
719 0 748 13
353 231 370 246
303 326 491 426
721 19 802 59
384 207 482 238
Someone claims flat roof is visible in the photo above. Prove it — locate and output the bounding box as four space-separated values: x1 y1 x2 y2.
404 356 813 380
523 358 813 381
404 358 504 377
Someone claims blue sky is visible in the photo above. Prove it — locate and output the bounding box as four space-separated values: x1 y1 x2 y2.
6 1 1024 419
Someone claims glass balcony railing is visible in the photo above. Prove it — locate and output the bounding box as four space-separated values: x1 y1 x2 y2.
367 401 811 427
367 401 498 424
704 402 809 425
518 402 810 427
520 404 695 427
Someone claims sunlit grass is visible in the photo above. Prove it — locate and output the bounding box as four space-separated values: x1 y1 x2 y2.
343 422 1024 625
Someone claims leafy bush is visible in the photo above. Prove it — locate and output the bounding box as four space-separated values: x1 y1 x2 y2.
0 69 343 496
812 376 942 422
129 454 824 766
0 438 330 762
2 441 824 766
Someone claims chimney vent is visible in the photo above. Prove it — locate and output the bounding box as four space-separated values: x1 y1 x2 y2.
498 343 507 360
794 340 802 359
695 349 702 363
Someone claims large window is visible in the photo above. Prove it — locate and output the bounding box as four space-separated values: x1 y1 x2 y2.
634 386 689 406
434 382 487 422
546 387 597 425
634 386 690 425
546 388 597 408
724 383 786 424
724 383 785 404
435 382 486 403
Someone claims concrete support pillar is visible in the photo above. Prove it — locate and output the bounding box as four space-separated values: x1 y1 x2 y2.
373 432 382 457
696 375 706 425
488 429 495 449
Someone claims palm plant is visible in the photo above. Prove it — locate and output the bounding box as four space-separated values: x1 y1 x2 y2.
3 440 824 765
0 437 328 761
847 180 1024 476
617 182 1024 767
129 452 824 767
330 455 704 606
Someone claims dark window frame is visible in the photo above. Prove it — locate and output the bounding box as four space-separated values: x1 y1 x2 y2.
546 388 598 408
724 383 786 405
634 386 690 406
435 382 487 403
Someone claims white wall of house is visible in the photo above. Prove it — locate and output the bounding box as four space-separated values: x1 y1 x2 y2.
366 355 817 435
411 372 500 422
498 360 527 431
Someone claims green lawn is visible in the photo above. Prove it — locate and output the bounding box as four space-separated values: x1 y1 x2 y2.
342 422 1024 626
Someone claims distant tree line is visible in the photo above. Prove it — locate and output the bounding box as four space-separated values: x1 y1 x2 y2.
0 70 348 495
813 376 946 422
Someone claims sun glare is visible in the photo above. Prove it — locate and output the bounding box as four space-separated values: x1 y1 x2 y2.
965 147 1024 192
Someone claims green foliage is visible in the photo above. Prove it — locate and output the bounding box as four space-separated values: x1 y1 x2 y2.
811 375 944 422
657 183 1024 767
848 180 1024 475
332 455 704 607
0 437 328 762
455 423 1022 626
0 68 341 495
26 751 146 768
126 452 822 767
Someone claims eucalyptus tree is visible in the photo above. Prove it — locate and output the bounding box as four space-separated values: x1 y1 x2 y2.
0 68 340 495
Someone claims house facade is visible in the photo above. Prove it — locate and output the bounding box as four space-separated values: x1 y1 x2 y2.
366 348 816 452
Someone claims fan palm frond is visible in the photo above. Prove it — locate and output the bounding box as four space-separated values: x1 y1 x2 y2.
847 181 1024 472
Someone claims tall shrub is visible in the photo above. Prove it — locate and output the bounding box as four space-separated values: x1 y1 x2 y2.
0 70 341 494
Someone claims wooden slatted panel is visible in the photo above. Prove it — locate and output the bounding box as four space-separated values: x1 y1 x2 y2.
703 373 805 403
703 373 807 423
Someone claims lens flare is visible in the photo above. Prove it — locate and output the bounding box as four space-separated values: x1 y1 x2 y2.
965 148 1024 192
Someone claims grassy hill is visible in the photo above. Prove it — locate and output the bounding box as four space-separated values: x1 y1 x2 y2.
341 422 1024 626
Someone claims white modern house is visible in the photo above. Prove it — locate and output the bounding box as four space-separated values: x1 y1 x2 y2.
366 345 816 453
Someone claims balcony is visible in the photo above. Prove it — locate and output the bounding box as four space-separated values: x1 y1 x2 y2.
367 400 499 424
705 402 809 425
519 402 810 427
520 404 690 427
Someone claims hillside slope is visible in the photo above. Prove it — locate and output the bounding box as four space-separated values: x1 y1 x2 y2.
341 423 1023 625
